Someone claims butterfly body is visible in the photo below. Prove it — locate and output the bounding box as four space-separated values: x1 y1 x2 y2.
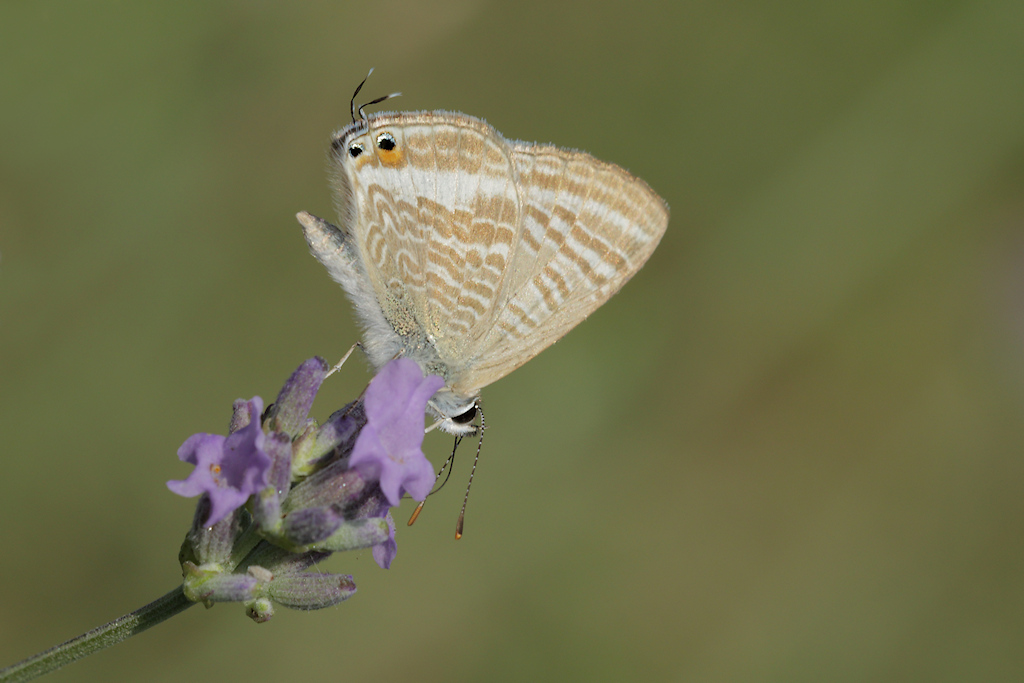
300 110 668 434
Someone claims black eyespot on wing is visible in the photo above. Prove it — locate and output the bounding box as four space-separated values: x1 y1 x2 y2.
348 144 364 158
377 132 396 151
452 404 477 425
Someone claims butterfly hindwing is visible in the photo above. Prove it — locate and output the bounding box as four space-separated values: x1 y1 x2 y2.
453 142 669 395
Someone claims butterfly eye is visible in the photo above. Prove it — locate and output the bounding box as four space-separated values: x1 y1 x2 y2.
452 403 478 426
376 132 396 151
348 143 364 158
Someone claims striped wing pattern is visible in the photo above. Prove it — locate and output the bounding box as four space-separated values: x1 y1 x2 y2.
345 114 520 377
339 111 668 397
459 142 669 393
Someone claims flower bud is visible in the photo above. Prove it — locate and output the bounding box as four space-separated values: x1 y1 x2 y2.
280 507 343 547
263 357 329 437
283 459 370 513
251 432 293 534
308 517 389 553
179 498 248 569
267 573 356 610
246 597 274 623
182 562 258 605
291 402 365 478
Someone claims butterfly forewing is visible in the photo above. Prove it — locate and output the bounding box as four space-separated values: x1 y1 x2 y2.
343 113 522 378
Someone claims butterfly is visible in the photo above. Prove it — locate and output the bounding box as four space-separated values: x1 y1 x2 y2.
298 81 668 437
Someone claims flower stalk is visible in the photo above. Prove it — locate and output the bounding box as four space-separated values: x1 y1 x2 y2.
0 588 193 683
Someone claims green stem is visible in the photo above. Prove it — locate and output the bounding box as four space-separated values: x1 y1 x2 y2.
0 586 193 683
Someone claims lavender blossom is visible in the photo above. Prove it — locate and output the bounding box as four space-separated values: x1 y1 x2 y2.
372 511 398 570
350 358 445 506
167 398 271 526
164 357 443 621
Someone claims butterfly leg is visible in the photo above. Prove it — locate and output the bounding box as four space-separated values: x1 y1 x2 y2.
325 342 363 378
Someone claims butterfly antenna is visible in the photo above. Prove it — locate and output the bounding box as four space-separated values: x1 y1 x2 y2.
358 92 402 126
437 441 458 492
350 68 374 124
408 436 460 526
455 402 485 539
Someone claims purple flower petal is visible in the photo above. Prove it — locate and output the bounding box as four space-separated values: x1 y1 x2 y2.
167 397 272 526
372 511 397 569
349 359 444 506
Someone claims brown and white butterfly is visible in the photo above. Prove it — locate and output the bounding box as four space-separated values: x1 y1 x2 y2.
298 87 668 437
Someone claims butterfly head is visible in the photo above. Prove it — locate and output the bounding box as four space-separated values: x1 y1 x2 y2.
426 389 481 437
331 119 408 172
333 71 405 173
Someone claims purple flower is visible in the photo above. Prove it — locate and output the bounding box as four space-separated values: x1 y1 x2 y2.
349 359 444 507
372 511 397 569
167 397 272 526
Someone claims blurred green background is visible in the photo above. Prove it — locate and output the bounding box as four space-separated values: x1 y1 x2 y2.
2 1 1023 681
